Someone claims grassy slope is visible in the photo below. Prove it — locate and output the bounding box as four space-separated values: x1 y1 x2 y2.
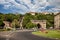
32 30 60 39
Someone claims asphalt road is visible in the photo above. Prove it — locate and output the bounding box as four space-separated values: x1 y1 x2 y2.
0 37 6 40
0 31 59 40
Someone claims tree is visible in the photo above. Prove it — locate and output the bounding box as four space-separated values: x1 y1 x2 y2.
36 14 46 20
46 14 54 28
12 19 20 28
22 13 31 28
26 22 37 29
0 19 5 29
4 14 14 22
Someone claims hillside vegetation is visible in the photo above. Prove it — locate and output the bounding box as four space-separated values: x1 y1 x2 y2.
0 12 54 29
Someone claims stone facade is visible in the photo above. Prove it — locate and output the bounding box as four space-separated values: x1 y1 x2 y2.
41 12 49 15
29 12 53 15
54 13 60 29
29 12 36 15
3 21 12 29
31 20 46 29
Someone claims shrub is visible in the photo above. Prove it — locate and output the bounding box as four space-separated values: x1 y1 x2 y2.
0 29 5 31
26 22 37 29
0 20 5 29
6 28 12 31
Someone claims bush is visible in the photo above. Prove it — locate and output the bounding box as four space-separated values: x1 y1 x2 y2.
6 28 12 31
15 25 20 28
0 20 5 29
26 22 37 29
0 29 5 31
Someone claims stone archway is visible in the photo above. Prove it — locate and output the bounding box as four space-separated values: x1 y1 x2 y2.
31 20 46 29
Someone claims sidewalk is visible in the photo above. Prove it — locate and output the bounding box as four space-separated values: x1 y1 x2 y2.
0 29 33 37
0 31 14 37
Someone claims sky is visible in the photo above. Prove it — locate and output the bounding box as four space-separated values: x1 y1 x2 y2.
0 0 60 14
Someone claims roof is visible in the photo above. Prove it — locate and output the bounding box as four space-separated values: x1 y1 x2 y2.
55 12 60 16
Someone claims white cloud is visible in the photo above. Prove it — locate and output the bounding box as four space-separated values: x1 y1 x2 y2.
0 0 8 4
4 5 11 9
0 0 60 13
48 0 60 8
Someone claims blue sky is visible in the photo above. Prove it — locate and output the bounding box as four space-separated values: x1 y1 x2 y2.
0 0 60 14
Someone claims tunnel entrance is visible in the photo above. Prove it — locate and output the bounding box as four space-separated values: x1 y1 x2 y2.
37 23 41 29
